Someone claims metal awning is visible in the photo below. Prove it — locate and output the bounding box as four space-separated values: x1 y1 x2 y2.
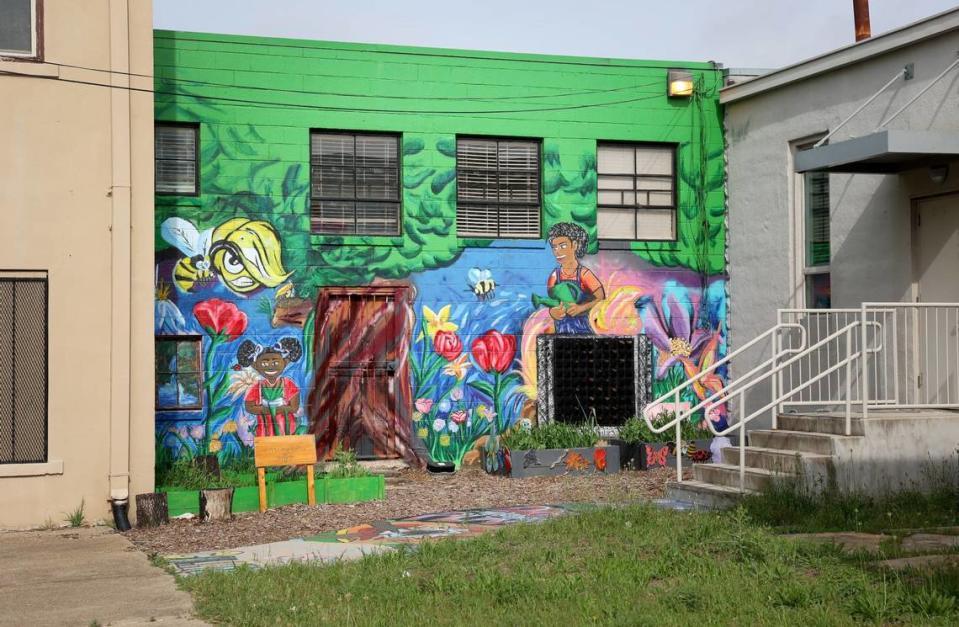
794 129 959 174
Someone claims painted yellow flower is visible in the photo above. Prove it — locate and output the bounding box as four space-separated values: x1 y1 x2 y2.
439 434 451 447
422 305 458 338
417 427 429 439
442 354 471 380
221 420 238 434
412 411 423 422
209 439 222 453
476 404 496 422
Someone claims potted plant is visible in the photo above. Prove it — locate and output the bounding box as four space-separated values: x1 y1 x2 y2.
484 421 620 478
609 416 647 470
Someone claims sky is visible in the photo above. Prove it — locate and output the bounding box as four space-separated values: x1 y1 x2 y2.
153 0 959 69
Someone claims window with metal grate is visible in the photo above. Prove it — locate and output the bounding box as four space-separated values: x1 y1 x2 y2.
456 137 540 238
155 123 199 195
310 132 401 235
0 275 48 464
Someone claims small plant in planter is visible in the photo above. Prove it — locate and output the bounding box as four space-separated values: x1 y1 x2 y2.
609 416 647 470
324 445 371 479
487 421 618 478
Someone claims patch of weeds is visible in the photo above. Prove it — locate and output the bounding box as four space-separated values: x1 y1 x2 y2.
325 446 370 479
65 499 85 528
908 586 957 617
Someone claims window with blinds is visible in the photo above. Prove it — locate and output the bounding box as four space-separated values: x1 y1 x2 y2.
310 132 400 235
456 138 540 238
597 143 676 241
155 123 198 195
805 171 830 267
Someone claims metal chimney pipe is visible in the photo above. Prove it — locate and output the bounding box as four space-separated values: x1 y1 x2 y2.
853 0 871 41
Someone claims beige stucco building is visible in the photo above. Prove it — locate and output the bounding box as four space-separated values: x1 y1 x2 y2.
0 0 154 528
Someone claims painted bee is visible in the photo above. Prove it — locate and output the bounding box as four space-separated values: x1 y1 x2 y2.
161 217 215 292
467 267 496 301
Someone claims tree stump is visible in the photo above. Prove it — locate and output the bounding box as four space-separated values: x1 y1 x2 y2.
199 488 234 521
135 492 169 528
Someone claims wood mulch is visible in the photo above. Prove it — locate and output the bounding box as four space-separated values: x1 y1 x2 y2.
126 467 675 555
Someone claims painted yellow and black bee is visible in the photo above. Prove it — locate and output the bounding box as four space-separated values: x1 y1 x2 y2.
467 267 496 301
161 217 292 295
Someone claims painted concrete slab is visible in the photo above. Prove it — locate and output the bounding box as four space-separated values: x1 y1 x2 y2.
166 504 582 576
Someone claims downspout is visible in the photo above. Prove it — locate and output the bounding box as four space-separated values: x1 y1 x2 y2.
107 0 133 531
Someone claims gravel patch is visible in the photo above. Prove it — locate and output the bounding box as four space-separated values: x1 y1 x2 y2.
128 467 674 555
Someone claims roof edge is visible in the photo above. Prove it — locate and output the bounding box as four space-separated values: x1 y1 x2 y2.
720 7 959 103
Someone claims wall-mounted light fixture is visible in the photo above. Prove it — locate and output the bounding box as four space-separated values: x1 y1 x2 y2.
667 69 694 97
929 164 950 185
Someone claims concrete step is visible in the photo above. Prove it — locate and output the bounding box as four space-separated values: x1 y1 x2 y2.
721 446 832 474
748 429 840 455
694 462 790 491
665 479 753 510
777 413 864 436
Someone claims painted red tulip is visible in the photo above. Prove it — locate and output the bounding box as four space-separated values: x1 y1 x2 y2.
433 330 463 361
193 298 248 341
471 330 516 374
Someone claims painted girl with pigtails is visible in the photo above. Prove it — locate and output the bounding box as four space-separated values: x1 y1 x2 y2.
237 338 303 437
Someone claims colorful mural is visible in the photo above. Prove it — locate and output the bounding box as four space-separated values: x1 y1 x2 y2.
153 31 728 475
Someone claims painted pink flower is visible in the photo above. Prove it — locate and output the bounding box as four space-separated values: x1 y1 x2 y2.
636 290 710 378
415 398 433 413
450 410 468 424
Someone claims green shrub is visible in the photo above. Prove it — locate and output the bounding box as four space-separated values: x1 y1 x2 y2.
325 445 371 479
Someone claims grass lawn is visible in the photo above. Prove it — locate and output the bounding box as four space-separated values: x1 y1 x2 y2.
181 504 959 626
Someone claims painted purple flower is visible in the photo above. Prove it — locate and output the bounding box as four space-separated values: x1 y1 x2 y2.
637 286 711 377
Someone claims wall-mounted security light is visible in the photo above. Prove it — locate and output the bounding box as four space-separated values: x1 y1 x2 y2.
667 69 694 97
929 164 950 185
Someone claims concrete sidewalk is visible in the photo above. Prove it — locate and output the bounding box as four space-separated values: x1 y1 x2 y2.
0 527 204 627
165 504 584 576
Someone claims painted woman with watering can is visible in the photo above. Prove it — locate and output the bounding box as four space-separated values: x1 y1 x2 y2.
238 338 302 436
542 222 605 334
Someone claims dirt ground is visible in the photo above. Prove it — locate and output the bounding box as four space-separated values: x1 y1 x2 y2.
127 467 675 555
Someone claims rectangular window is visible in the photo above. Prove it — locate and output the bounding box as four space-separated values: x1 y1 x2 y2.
0 0 39 59
155 123 199 195
0 274 48 464
310 132 401 235
155 336 203 411
456 137 540 238
597 143 676 241
801 147 831 308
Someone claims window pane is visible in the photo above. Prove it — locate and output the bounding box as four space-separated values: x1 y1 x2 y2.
312 133 354 168
637 209 674 240
156 125 196 160
598 208 635 240
156 340 177 374
805 171 830 266
598 145 635 175
597 175 634 190
458 170 497 201
457 205 499 237
644 191 673 208
806 272 831 309
178 373 201 407
313 165 353 198
355 135 397 170
157 373 179 408
636 147 673 175
499 206 539 238
0 0 33 54
499 172 538 203
156 161 196 194
356 167 398 200
311 200 355 234
635 176 673 191
598 190 627 205
498 141 538 171
176 341 199 371
355 202 400 235
457 139 497 170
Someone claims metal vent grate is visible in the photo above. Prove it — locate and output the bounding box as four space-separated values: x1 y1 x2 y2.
0 277 48 464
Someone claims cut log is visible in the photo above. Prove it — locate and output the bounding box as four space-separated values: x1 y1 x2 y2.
199 488 234 521
135 492 169 528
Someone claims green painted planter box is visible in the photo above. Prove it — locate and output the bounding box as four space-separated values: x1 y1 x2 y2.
159 475 384 517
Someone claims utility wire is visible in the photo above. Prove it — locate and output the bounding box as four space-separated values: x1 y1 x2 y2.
44 59 665 102
0 68 672 115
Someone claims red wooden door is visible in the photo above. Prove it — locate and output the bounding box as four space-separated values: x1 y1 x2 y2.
308 285 418 463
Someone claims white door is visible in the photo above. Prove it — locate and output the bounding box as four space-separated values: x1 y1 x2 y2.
912 194 959 405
